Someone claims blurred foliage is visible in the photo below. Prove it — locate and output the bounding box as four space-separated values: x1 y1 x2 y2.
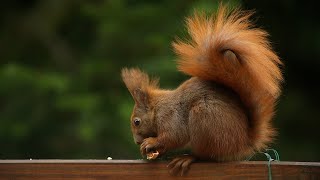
0 0 319 161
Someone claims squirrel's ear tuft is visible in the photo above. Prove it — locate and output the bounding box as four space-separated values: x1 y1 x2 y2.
121 68 158 107
121 68 151 92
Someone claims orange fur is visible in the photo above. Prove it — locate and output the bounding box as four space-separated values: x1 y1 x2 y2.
121 4 283 175
173 5 283 151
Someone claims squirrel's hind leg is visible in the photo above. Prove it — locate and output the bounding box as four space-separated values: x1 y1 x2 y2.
167 155 195 176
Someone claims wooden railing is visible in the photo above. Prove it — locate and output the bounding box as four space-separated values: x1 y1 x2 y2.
0 160 319 179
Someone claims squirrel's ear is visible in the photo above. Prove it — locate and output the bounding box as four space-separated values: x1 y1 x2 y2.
133 88 149 109
121 68 155 109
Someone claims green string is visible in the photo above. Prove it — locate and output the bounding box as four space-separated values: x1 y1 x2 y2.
246 149 280 180
266 149 280 161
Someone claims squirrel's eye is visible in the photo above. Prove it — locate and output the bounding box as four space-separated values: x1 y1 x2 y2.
133 118 141 126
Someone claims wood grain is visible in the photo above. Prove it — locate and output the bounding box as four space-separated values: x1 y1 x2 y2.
0 160 319 180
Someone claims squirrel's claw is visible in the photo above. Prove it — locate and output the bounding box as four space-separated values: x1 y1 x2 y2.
140 137 160 156
167 155 195 176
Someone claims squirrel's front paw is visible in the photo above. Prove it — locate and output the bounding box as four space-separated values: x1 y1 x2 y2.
140 137 163 157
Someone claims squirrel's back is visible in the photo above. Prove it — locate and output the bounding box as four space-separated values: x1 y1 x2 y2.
173 5 283 152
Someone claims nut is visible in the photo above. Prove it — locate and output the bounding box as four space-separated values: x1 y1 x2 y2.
146 151 159 160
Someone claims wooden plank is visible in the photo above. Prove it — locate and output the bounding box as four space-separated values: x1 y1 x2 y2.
0 160 319 179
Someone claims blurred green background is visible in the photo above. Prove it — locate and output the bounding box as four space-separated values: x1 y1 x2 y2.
0 0 319 161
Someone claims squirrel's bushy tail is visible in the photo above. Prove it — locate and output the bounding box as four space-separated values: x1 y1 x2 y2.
173 5 283 152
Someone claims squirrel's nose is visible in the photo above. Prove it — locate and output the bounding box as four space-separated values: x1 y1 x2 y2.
134 135 143 145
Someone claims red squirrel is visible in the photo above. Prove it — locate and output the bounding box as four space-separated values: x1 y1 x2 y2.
121 5 283 175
